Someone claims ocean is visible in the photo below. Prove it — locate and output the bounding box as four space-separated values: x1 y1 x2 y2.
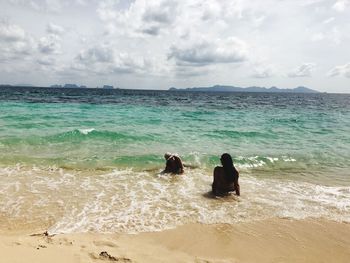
0 86 349 234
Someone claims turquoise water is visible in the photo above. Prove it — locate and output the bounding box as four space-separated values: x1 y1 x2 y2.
0 87 349 233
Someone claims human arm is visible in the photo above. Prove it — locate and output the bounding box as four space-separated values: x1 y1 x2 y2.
212 167 219 195
164 159 171 173
175 156 184 174
234 173 240 196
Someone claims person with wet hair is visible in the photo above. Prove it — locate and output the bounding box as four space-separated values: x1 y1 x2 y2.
163 152 184 174
212 153 240 196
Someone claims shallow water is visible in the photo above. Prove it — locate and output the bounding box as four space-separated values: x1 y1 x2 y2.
0 87 349 233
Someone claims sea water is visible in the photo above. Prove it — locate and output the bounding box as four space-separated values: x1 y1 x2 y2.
0 87 349 234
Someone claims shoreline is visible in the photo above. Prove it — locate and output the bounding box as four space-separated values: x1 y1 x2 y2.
1 218 350 263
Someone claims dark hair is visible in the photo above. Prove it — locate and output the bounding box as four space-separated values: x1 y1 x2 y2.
220 153 238 183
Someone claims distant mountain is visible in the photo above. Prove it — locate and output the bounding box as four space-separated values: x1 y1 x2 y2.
102 85 114 89
169 85 319 93
63 84 80 89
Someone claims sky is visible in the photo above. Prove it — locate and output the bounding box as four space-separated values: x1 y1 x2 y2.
0 0 349 92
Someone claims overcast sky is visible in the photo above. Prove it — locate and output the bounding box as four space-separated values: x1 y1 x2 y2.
0 0 349 92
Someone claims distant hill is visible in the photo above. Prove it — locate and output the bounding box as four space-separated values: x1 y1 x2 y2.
169 85 319 93
102 85 114 89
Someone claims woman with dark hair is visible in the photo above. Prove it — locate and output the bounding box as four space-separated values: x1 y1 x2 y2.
163 152 184 174
212 153 240 196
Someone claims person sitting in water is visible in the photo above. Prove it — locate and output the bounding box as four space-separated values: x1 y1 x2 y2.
163 152 184 174
212 153 240 196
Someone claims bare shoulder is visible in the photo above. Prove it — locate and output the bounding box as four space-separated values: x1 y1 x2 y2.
214 166 224 175
174 155 182 161
214 166 223 171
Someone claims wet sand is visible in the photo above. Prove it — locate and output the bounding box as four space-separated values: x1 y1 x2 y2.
1 218 350 263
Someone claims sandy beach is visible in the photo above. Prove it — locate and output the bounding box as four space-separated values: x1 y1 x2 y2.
1 218 350 263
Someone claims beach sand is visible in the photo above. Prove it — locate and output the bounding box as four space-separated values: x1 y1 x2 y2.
1 218 349 263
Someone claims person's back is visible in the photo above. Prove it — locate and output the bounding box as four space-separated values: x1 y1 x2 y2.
212 153 240 196
164 153 184 174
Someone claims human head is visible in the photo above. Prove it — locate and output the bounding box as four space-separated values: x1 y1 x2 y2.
220 153 233 168
220 153 237 182
164 152 172 160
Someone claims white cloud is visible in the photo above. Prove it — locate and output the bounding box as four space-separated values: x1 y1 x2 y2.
200 1 223 21
36 56 56 66
311 32 325 42
75 0 88 5
47 23 65 35
0 21 35 60
322 17 335 24
310 26 343 44
97 0 179 37
288 63 316 77
8 0 63 12
0 21 26 42
96 0 249 37
330 26 342 44
38 34 61 54
74 44 159 75
77 45 114 64
327 63 350 77
142 1 176 24
174 66 209 77
7 0 93 12
168 37 247 66
252 65 273 78
332 0 349 12
37 24 65 55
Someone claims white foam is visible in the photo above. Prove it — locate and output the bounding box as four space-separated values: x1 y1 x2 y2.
282 156 296 162
1 165 350 235
78 128 95 135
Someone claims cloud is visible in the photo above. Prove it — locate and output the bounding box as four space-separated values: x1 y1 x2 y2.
0 21 35 60
74 44 156 75
47 23 65 35
76 45 114 64
38 34 61 54
310 26 343 44
8 0 63 12
311 32 325 42
36 56 56 66
97 0 179 36
252 65 273 78
288 63 316 77
322 17 335 24
7 0 92 13
327 63 350 77
141 26 160 36
96 0 252 38
332 0 349 12
142 1 176 25
0 21 26 42
168 37 247 66
174 66 209 77
200 1 223 21
75 0 88 5
38 23 65 55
